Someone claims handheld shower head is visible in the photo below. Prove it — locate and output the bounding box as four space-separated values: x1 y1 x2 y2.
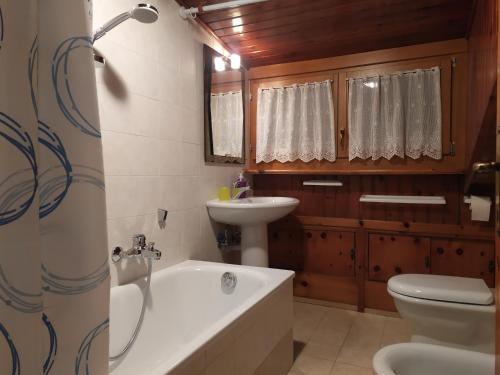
131 4 159 23
93 3 159 43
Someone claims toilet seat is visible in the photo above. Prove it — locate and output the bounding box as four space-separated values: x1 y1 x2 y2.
388 274 493 306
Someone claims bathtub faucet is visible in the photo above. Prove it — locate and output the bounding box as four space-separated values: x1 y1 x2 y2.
111 234 162 263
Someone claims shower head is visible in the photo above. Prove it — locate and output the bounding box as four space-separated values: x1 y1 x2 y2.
131 4 159 23
93 3 159 43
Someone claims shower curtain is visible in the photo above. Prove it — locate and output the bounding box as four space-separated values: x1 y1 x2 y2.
0 1 110 374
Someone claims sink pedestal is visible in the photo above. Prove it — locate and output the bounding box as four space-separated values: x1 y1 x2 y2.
206 197 299 268
241 224 268 267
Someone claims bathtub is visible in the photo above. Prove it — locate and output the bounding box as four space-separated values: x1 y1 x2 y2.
109 260 295 375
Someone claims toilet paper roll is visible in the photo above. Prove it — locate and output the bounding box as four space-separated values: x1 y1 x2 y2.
470 195 491 222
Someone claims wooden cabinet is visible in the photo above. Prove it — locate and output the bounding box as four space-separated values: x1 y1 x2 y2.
431 239 495 287
303 229 355 277
368 234 430 282
268 227 302 270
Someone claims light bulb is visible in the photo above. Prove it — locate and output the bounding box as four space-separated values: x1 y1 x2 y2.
214 56 226 72
230 54 241 70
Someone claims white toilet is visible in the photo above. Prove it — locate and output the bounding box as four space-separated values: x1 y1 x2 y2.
388 274 495 353
373 343 494 375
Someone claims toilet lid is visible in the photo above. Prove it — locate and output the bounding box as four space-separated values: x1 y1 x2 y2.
388 274 494 305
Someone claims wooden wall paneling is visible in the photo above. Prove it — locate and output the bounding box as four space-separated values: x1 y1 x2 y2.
368 234 431 282
254 174 496 226
431 239 495 287
466 0 498 168
302 229 355 277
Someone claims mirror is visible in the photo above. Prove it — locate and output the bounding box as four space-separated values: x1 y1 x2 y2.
203 45 245 164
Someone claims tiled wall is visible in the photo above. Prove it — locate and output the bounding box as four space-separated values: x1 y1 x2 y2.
93 0 241 286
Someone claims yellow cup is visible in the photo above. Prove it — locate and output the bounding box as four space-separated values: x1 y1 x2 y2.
218 186 230 201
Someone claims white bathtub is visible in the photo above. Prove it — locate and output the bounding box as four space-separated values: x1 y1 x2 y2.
109 260 294 375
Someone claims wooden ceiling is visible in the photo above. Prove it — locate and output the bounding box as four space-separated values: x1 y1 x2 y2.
177 0 474 67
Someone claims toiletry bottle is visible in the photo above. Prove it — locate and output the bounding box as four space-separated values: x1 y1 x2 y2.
232 171 248 199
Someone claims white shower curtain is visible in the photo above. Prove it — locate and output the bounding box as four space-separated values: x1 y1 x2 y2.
210 91 243 158
256 80 335 163
0 1 109 374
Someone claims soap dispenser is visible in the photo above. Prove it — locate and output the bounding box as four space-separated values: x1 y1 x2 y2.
232 171 249 199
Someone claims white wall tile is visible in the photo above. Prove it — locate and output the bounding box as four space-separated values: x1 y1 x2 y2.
95 0 242 287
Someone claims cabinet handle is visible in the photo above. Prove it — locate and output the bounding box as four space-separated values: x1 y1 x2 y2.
436 247 444 255
394 266 402 274
340 128 345 143
350 249 356 261
373 265 381 272
321 232 327 239
306 232 312 239
489 260 495 274
456 248 463 256
425 256 430 268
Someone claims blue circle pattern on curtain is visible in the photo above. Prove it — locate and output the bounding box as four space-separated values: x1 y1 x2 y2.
52 37 101 138
0 6 4 49
42 313 58 375
75 319 109 375
38 121 73 219
29 37 38 116
0 112 38 226
0 322 20 375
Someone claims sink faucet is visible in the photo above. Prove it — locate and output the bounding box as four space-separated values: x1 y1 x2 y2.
111 234 162 263
232 186 252 200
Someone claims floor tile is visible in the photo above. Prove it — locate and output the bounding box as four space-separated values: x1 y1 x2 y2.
309 309 356 347
300 341 342 362
334 313 385 368
290 354 334 375
329 363 373 375
380 316 411 346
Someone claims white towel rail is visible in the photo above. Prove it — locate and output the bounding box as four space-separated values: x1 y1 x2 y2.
303 180 343 187
359 195 446 205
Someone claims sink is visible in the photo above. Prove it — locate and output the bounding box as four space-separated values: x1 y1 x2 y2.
207 197 299 267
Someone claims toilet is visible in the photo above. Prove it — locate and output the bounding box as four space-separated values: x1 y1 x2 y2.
388 274 495 353
373 343 494 375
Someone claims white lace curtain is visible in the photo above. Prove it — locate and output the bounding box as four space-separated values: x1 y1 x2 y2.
256 80 335 163
211 91 243 158
348 67 442 161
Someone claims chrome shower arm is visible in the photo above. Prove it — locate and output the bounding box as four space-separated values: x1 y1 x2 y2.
93 11 131 43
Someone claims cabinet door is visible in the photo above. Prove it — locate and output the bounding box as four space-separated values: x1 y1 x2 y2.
303 230 355 277
268 227 301 270
369 234 430 282
431 239 495 287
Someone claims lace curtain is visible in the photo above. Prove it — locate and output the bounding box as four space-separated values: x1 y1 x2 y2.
348 67 442 161
256 80 335 163
210 91 243 158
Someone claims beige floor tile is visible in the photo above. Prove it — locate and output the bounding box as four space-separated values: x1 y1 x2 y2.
300 341 342 362
329 363 373 375
291 354 334 375
335 314 385 368
380 316 411 346
293 302 329 342
309 309 356 347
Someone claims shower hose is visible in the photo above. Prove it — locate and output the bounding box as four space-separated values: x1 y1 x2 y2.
109 257 152 360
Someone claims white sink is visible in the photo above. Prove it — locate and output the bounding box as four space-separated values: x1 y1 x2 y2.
207 197 299 267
